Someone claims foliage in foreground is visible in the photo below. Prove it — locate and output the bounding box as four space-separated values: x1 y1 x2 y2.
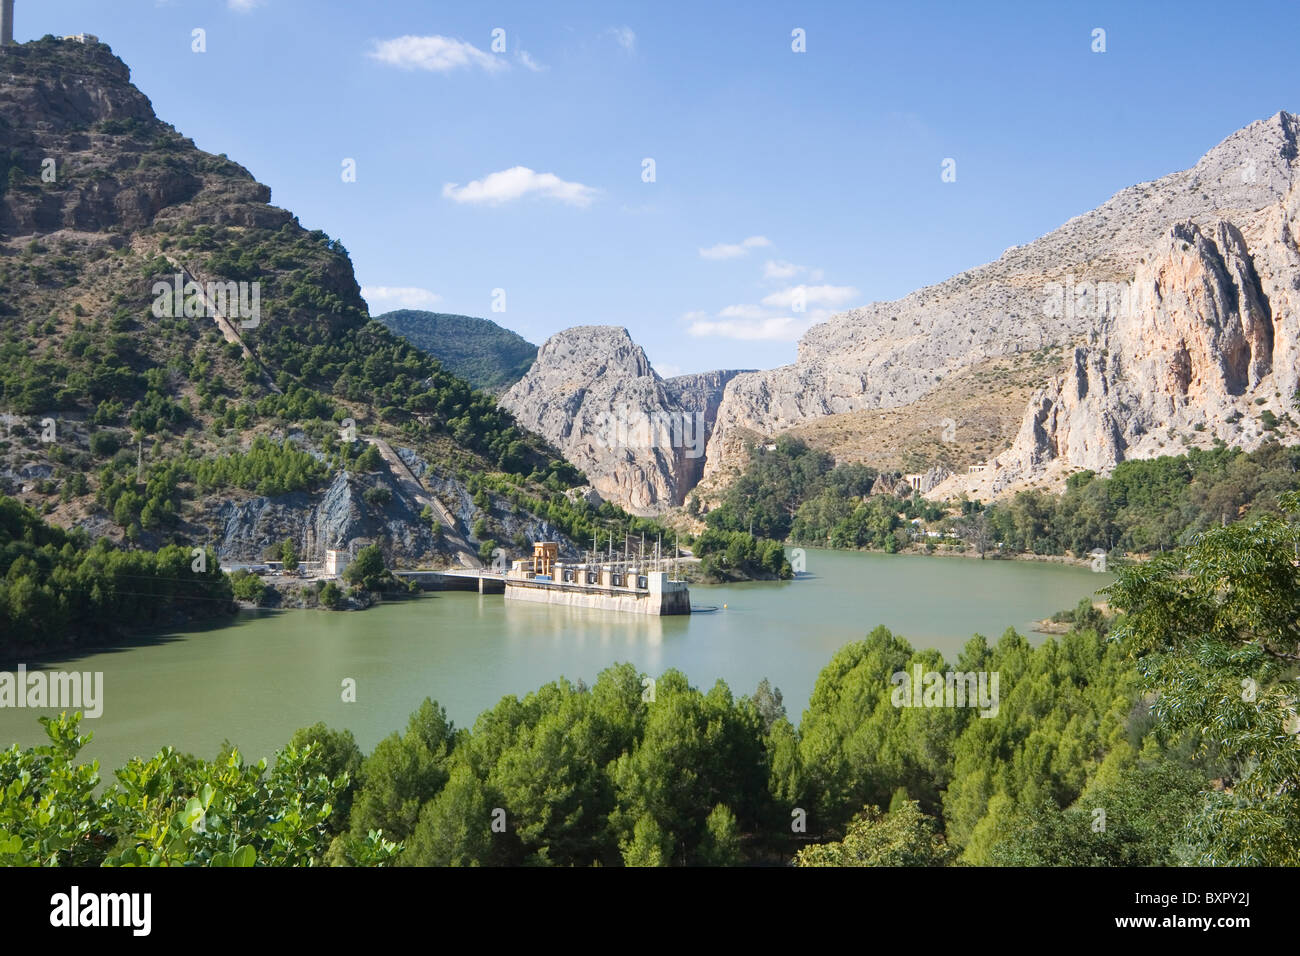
0 620 1198 867
1105 491 1300 865
0 716 396 867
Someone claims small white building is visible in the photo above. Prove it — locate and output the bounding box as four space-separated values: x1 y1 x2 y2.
324 549 350 579
61 33 98 44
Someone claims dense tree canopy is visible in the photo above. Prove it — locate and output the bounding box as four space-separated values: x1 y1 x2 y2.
0 495 232 651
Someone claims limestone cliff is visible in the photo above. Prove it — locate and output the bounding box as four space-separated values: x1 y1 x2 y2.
500 327 748 514
965 196 1297 495
705 111 1300 488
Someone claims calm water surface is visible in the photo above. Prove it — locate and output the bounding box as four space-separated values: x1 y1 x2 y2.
1 549 1111 774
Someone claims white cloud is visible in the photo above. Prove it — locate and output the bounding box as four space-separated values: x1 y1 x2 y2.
228 0 263 10
518 50 545 71
699 235 771 260
609 26 636 52
369 35 507 73
361 286 443 311
442 166 598 207
684 302 832 342
763 259 804 280
761 284 859 309
687 315 815 341
717 303 769 320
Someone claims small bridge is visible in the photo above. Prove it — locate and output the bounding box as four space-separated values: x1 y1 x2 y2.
394 569 506 594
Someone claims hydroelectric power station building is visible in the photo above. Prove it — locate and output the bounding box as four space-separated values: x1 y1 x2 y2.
504 542 691 616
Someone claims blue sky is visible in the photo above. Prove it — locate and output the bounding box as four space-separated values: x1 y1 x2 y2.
20 0 1300 375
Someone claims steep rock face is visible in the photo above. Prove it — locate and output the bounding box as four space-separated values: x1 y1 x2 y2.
982 206 1294 491
0 39 222 234
704 111 1300 480
212 470 440 566
500 327 746 514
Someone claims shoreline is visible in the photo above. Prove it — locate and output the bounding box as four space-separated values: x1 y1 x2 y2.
789 542 1128 569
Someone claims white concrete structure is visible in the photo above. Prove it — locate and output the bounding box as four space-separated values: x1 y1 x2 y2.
505 561 691 616
324 549 350 579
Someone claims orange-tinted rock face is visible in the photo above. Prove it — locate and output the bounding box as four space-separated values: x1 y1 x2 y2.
995 199 1298 489
704 112 1300 493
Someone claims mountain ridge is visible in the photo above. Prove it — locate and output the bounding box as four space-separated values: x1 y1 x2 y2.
0 36 592 571
705 110 1300 485
507 110 1300 511
500 326 752 515
376 309 537 393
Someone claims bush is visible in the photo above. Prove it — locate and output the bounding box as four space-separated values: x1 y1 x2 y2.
320 581 342 609
230 569 267 605
343 544 391 592
363 485 392 508
89 430 122 456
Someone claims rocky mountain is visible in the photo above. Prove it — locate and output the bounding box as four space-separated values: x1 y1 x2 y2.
0 36 588 570
705 111 1300 492
500 327 749 514
500 113 1300 511
376 310 537 393
958 202 1297 498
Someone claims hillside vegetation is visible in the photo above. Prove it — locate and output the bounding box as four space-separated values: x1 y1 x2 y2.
0 38 587 572
699 432 1300 561
377 310 537 393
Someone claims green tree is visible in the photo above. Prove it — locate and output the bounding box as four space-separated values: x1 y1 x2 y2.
347 699 456 844
230 568 267 604
620 813 670 867
402 762 503 866
287 723 362 836
795 800 955 867
319 581 342 609
343 544 390 592
697 804 743 866
1107 495 1300 865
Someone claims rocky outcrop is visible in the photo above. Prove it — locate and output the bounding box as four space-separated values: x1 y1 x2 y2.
869 466 950 497
212 470 438 567
500 326 748 514
704 111 1300 483
0 39 207 234
983 204 1294 490
869 474 896 497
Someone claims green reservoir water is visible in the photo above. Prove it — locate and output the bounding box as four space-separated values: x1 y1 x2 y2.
1 549 1112 774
